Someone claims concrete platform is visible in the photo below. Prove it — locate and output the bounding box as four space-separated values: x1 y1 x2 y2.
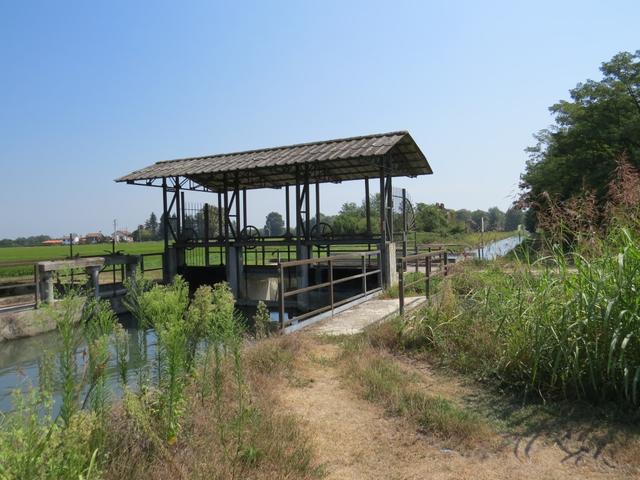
305 295 427 335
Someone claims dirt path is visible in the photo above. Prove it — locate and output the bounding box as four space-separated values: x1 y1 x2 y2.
277 338 634 480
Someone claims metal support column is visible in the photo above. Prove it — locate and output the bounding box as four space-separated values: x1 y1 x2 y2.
315 182 320 227
402 188 407 257
285 185 291 237
175 177 182 239
365 177 371 237
204 203 210 266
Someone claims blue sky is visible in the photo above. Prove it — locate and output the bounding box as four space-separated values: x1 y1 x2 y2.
1 0 638 238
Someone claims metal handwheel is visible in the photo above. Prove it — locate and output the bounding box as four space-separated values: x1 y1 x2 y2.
240 225 262 249
310 222 334 248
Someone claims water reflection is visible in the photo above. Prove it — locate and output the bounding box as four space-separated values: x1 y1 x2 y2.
0 316 158 413
0 308 286 413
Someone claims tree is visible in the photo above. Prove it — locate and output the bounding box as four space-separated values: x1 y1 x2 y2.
145 212 159 234
504 208 524 231
264 211 284 236
469 210 488 232
415 203 449 232
186 205 220 239
487 207 505 231
158 213 167 240
520 51 640 228
332 202 366 235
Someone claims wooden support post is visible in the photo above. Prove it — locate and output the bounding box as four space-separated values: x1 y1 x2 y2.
361 255 367 295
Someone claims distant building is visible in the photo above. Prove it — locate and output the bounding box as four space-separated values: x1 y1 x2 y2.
62 235 80 245
114 230 133 243
83 232 106 244
42 239 64 246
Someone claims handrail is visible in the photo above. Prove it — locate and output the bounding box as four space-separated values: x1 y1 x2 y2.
397 249 449 315
277 250 382 329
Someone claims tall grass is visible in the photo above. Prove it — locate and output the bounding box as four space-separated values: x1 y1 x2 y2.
382 226 640 408
0 295 105 479
1 277 321 479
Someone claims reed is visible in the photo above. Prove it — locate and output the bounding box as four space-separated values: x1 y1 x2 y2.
383 226 640 408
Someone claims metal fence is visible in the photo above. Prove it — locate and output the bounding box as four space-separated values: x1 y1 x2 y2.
397 249 449 315
277 250 382 329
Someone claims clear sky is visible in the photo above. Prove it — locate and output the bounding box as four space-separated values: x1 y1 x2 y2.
1 0 638 238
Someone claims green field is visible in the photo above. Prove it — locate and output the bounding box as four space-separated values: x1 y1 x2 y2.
0 241 165 279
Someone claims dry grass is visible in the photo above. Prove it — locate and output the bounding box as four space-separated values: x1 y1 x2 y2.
103 335 323 480
336 335 493 449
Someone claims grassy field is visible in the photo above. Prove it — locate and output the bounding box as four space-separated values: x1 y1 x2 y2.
0 241 165 263
0 241 165 279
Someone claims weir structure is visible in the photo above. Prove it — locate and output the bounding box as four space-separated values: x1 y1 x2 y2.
116 131 432 322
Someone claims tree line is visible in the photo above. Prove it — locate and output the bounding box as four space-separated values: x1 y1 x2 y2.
0 235 52 247
261 201 523 237
135 200 523 243
519 50 640 230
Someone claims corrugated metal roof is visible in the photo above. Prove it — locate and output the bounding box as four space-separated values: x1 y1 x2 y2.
116 130 431 191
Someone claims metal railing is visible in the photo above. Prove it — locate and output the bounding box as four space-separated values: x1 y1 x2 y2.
277 250 382 329
139 252 164 276
397 249 449 315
